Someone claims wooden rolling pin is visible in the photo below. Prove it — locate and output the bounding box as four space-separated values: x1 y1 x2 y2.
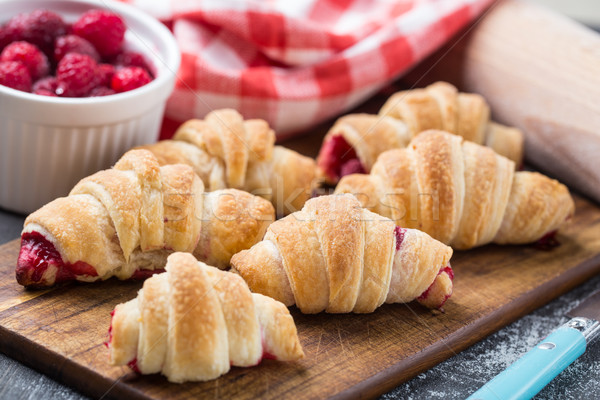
403 0 600 203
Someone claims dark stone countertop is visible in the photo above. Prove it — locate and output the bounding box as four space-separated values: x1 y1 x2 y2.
1 209 599 400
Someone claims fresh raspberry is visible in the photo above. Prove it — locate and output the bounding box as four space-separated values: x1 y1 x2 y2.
56 53 97 97
54 35 100 62
96 63 115 87
111 66 151 93
0 61 32 92
114 51 152 74
5 10 68 55
90 86 116 97
72 10 126 58
34 88 57 97
0 41 49 80
33 76 58 94
0 26 14 53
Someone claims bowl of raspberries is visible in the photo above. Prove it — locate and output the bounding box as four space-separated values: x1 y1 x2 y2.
0 0 180 214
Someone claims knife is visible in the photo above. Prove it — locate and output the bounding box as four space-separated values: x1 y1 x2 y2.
467 290 600 400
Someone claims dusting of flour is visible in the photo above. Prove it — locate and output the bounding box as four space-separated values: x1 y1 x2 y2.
380 274 600 400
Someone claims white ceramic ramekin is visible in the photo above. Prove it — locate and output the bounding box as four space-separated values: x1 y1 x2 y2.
0 0 180 214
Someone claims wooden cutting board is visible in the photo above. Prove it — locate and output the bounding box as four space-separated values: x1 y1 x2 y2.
1 194 599 400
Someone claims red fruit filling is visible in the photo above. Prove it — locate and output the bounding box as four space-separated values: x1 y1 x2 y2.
105 308 116 349
127 357 141 374
72 10 126 58
262 350 277 360
0 41 49 80
131 268 165 280
111 66 152 93
394 226 406 250
534 230 560 251
56 53 98 97
54 34 100 62
0 61 31 92
417 264 454 309
318 135 365 182
259 328 277 362
16 231 98 288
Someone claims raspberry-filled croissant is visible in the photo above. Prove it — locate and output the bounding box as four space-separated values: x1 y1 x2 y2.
139 109 316 215
317 82 523 185
231 194 454 313
16 150 274 288
108 252 304 383
335 130 574 249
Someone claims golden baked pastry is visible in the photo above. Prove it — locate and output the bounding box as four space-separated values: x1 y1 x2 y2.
16 149 274 288
316 82 524 185
108 252 303 383
231 194 453 313
140 109 316 215
335 130 574 249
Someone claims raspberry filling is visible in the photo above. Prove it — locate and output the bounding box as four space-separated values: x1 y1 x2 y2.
318 135 365 182
104 309 116 349
394 226 406 250
131 268 165 280
417 264 454 308
534 230 560 251
17 231 97 287
127 357 141 374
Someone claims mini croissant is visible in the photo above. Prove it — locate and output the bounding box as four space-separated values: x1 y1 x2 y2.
139 109 316 215
317 82 524 184
16 149 274 288
231 194 454 313
108 252 304 383
335 130 574 249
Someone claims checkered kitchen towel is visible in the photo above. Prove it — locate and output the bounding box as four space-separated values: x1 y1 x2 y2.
126 0 495 139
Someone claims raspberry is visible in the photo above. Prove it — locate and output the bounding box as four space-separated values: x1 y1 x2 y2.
111 66 151 93
6 10 68 55
33 76 58 94
56 53 97 97
90 86 116 97
96 63 115 87
114 51 152 75
72 10 126 58
0 41 49 80
0 61 32 92
34 88 57 97
54 35 100 62
0 26 14 53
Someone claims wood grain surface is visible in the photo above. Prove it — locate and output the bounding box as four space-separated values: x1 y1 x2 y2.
0 194 599 400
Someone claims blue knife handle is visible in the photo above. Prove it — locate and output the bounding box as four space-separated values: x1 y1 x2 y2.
467 326 586 400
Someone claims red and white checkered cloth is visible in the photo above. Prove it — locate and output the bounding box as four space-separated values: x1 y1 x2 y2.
126 0 495 140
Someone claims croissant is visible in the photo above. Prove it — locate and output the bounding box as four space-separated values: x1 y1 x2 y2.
16 149 274 288
334 130 574 249
231 194 454 314
139 109 316 216
316 82 524 185
107 252 304 383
